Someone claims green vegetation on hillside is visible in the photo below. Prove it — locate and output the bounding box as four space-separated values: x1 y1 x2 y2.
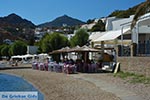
90 19 105 32
131 0 150 29
108 2 142 18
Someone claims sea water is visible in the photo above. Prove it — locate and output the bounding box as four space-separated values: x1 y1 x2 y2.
0 73 44 100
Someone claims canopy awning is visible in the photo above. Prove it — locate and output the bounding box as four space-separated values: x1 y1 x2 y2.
11 54 34 59
89 31 106 41
50 47 70 54
70 45 100 52
94 40 132 45
92 28 131 42
50 45 100 54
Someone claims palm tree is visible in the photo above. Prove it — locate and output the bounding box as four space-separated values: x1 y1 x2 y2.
131 0 150 29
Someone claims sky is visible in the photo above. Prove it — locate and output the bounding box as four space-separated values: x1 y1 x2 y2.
0 0 145 25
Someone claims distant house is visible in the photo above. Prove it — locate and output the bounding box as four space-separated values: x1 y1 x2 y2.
81 23 96 30
3 39 13 44
34 26 74 41
65 34 75 40
81 18 106 30
34 28 52 41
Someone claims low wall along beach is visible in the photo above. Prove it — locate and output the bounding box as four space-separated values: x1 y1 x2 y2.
118 57 150 77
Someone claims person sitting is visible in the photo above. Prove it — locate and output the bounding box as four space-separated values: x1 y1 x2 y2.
69 59 74 65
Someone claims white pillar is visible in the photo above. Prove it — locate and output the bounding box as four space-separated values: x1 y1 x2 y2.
27 46 29 54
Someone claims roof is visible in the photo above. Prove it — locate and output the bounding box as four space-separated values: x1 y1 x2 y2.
50 45 100 54
89 31 106 41
50 47 70 54
92 28 130 42
71 45 99 52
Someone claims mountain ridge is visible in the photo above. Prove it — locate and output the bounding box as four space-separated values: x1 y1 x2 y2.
0 1 145 44
0 13 35 43
38 15 86 28
0 13 35 28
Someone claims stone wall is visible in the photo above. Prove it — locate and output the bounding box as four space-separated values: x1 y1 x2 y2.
117 57 150 77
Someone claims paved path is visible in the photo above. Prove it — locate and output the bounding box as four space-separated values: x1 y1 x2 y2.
70 74 143 100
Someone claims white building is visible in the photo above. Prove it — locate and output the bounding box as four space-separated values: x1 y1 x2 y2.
90 12 150 56
81 18 106 30
27 46 38 54
81 23 96 30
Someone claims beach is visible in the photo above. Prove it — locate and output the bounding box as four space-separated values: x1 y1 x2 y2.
0 64 150 100
0 64 120 100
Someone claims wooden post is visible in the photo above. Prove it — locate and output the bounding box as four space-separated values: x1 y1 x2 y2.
101 41 104 60
121 27 124 56
91 42 94 60
91 42 94 48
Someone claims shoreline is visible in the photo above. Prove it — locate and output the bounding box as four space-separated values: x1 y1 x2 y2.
0 73 44 100
0 64 150 100
0 66 120 100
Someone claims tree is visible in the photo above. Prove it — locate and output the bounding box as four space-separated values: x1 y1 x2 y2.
36 32 70 62
9 40 27 55
35 33 49 53
1 45 10 57
70 29 89 47
40 33 52 53
0 45 5 56
28 34 35 45
90 19 105 32
38 32 70 53
109 10 125 17
87 19 95 24
49 32 70 50
0 44 10 59
108 9 135 18
131 0 150 29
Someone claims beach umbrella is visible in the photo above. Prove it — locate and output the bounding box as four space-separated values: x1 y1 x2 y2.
50 46 70 54
72 45 100 52
68 45 81 52
69 45 100 63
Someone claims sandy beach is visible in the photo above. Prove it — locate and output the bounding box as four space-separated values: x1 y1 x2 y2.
0 64 120 100
0 64 150 100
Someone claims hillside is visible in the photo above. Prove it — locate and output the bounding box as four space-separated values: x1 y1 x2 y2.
0 13 35 44
0 13 35 28
108 2 144 18
38 15 85 28
0 1 145 44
